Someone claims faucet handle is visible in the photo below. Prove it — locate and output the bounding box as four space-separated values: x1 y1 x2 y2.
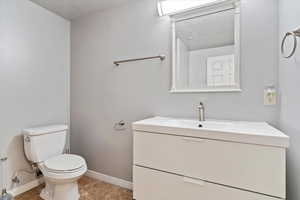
198 102 204 109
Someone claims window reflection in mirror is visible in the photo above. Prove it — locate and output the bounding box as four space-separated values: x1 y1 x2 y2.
171 2 241 93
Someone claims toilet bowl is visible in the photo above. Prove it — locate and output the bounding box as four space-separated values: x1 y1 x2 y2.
23 125 87 200
38 154 87 200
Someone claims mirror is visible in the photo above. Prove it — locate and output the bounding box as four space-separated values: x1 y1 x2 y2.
171 1 241 93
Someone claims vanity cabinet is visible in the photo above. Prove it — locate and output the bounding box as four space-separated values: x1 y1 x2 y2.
134 166 280 200
133 117 289 200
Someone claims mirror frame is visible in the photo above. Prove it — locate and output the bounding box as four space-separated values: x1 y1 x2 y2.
170 0 241 93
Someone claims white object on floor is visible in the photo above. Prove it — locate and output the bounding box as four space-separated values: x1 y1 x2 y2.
23 125 87 200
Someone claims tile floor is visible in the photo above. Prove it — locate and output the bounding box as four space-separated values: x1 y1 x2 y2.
15 176 133 200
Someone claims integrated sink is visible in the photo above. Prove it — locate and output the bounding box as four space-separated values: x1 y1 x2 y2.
170 119 234 129
133 116 289 148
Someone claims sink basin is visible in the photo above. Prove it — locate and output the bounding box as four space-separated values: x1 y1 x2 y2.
171 119 233 129
132 116 289 148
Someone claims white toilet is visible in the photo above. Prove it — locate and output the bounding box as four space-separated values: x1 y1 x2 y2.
23 125 87 200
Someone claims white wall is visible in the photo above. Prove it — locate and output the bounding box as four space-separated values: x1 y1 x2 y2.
189 45 234 88
278 0 300 199
71 0 279 182
0 0 70 190
176 38 189 89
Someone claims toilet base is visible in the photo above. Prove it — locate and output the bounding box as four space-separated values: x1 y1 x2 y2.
40 180 80 200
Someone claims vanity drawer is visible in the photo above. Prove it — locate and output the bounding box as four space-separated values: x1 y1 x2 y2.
183 137 286 198
133 166 279 200
134 131 184 175
134 131 285 198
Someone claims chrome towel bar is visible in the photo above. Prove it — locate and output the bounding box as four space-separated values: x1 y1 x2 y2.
281 28 300 58
114 54 166 66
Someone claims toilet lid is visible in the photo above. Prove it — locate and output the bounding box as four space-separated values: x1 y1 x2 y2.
45 154 86 172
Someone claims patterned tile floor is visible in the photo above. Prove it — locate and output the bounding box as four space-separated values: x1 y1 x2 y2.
15 176 133 200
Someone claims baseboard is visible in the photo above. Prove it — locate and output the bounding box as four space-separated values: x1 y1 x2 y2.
7 170 132 197
85 170 133 190
8 178 44 197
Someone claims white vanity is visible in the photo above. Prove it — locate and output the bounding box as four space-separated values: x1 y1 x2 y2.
132 117 289 200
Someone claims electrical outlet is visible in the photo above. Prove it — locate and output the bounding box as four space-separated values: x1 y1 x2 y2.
264 87 277 105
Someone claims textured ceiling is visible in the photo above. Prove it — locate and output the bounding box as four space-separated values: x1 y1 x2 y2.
30 0 133 20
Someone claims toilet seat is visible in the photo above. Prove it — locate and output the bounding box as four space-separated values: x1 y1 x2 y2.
44 154 86 174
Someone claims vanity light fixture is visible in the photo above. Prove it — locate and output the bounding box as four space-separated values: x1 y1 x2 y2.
157 0 227 16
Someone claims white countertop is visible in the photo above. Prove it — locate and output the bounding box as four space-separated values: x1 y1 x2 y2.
133 117 289 148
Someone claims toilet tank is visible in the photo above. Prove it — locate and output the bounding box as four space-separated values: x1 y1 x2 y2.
23 125 68 163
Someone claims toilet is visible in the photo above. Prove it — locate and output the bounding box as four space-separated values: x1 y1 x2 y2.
23 125 87 200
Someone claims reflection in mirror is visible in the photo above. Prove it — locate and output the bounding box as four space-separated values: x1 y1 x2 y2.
171 1 241 93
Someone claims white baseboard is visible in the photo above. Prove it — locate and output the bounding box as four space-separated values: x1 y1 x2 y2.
85 170 133 190
8 178 44 197
7 170 132 197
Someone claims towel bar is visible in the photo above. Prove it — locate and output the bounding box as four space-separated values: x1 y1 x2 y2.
114 54 166 66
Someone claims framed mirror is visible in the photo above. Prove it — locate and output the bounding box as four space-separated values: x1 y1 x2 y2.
170 0 241 93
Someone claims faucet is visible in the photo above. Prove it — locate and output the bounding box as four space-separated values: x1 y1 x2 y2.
197 102 205 121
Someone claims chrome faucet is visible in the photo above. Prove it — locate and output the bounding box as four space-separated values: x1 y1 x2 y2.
197 102 205 121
